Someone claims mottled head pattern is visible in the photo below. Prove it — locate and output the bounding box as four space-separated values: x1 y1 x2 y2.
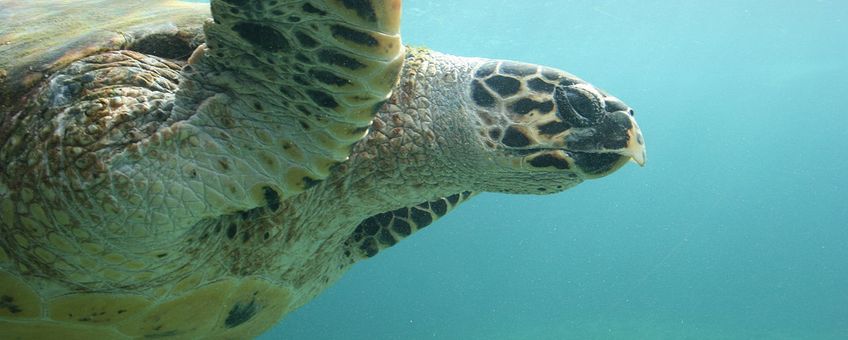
469 60 645 187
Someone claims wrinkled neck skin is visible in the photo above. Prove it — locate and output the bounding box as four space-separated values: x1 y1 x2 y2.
307 49 581 233
264 49 527 311
327 50 487 215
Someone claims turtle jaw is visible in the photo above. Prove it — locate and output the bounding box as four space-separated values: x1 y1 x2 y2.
623 118 647 167
569 111 646 178
567 150 636 179
520 148 639 181
518 104 646 180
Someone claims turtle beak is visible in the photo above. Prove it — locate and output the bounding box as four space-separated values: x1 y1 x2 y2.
621 115 646 166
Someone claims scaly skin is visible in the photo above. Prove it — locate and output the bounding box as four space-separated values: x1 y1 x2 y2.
0 1 644 338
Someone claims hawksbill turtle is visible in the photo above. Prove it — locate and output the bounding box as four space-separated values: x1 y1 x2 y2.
0 0 646 338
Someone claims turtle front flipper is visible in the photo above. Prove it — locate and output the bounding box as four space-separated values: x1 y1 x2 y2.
345 192 476 259
183 0 405 199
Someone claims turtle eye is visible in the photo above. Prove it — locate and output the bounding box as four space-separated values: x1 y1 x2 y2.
554 86 603 127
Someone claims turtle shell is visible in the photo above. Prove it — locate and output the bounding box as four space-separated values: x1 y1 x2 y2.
0 0 209 110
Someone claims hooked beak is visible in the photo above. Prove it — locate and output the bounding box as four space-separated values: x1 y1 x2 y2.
622 116 646 166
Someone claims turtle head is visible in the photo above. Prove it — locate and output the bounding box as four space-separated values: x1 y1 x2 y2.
466 60 646 193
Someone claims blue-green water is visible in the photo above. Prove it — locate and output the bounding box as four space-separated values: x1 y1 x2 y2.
255 1 848 339
189 0 845 338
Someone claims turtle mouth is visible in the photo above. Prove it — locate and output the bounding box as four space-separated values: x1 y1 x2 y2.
517 148 634 179
517 110 646 179
568 151 633 178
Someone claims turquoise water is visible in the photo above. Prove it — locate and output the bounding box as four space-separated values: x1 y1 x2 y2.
257 1 848 339
184 0 843 338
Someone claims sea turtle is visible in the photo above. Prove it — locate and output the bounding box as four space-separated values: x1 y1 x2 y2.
0 0 645 338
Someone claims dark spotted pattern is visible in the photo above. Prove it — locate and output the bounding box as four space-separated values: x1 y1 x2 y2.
528 154 570 169
431 199 448 216
565 112 633 150
0 295 22 314
295 31 319 48
378 229 396 246
537 120 570 135
471 80 496 107
233 22 290 52
310 69 351 86
485 75 521 97
488 128 502 140
339 0 377 22
360 239 378 257
317 49 366 69
224 298 259 328
347 192 475 258
201 0 404 203
409 207 432 227
527 77 555 93
557 77 580 87
130 33 196 60
571 152 623 175
500 62 538 76
226 223 238 240
302 3 328 16
302 176 322 189
541 68 561 81
0 2 413 338
306 89 339 108
295 53 312 64
470 62 558 119
502 126 532 148
263 186 281 211
509 98 554 115
331 25 379 46
468 59 639 177
392 219 412 236
475 62 497 78
360 216 380 236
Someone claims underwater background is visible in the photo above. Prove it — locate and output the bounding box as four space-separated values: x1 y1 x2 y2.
180 0 848 338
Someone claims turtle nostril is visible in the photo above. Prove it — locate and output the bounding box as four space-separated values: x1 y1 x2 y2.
629 109 635 116
603 97 628 113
